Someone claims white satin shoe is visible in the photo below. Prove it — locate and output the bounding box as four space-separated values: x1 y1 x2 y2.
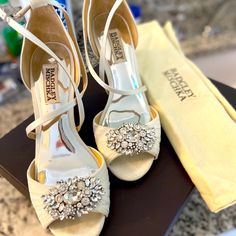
0 1 109 235
83 0 161 181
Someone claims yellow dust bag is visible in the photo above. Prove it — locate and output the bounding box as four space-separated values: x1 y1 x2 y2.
136 21 236 213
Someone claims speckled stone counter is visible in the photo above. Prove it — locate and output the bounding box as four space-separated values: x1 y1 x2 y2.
0 97 51 236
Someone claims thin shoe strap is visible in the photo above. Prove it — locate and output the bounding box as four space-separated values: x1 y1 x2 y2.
99 0 122 82
83 0 147 96
26 99 76 138
99 0 137 84
51 0 87 129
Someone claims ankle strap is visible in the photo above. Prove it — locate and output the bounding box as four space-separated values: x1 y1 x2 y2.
83 0 147 96
0 1 86 134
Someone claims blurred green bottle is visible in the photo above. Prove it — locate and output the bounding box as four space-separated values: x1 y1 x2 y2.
0 0 23 58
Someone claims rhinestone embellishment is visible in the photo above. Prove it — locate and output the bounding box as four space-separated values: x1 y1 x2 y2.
41 176 104 220
106 123 157 155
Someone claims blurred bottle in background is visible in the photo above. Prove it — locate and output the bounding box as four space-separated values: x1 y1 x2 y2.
0 0 23 104
129 3 142 23
0 0 23 59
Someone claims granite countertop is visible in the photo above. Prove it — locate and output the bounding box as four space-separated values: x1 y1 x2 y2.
0 98 50 236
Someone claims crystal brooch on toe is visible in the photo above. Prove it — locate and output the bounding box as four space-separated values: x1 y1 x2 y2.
106 123 157 155
41 176 104 220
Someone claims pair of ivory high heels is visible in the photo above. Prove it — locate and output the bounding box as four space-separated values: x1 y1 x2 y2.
0 0 161 234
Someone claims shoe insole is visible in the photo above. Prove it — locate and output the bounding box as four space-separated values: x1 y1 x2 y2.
30 42 98 185
97 28 151 128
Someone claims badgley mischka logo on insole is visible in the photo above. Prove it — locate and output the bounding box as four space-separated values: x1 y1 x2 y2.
43 63 59 104
108 29 126 64
163 68 196 101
